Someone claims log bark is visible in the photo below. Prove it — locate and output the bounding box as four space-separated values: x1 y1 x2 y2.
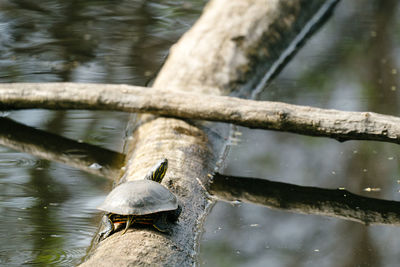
79 0 338 266
210 174 400 226
1 83 400 145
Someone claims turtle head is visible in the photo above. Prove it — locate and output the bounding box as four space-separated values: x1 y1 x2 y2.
145 158 168 183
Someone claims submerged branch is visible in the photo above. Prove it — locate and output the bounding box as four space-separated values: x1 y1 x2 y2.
210 174 400 226
0 117 124 178
1 83 400 145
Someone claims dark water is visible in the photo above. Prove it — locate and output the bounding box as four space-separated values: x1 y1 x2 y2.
0 0 399 266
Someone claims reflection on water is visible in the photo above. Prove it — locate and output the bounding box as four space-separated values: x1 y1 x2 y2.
1 0 400 266
0 153 40 167
0 1 201 84
0 111 114 266
201 1 400 267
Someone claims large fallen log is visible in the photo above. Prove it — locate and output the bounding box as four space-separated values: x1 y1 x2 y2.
80 0 339 266
1 83 400 145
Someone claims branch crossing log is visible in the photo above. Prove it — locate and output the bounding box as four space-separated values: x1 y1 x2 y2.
1 83 400 145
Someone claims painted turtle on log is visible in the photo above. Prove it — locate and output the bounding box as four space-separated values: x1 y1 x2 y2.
97 158 181 239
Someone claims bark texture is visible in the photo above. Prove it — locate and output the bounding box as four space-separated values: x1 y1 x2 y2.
1 83 400 145
80 0 335 266
211 174 400 226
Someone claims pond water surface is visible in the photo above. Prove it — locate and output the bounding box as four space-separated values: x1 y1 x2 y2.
0 1 400 266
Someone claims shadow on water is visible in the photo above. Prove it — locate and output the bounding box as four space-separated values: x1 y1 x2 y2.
1 0 400 266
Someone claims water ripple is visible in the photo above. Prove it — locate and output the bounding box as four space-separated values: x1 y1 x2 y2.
23 248 85 266
0 156 40 168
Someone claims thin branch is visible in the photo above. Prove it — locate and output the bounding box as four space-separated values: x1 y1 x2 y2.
210 173 400 226
0 117 124 178
1 83 400 145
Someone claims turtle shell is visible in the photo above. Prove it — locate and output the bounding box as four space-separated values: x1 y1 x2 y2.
97 180 178 216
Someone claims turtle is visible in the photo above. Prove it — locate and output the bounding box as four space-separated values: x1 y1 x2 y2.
97 158 181 239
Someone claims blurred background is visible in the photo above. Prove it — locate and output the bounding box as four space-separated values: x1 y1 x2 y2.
0 0 399 266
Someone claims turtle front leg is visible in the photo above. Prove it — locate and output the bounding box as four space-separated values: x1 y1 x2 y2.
99 214 114 240
122 215 134 235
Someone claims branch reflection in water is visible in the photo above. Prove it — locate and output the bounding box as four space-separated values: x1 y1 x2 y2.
0 117 124 179
210 173 400 226
2 116 399 227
